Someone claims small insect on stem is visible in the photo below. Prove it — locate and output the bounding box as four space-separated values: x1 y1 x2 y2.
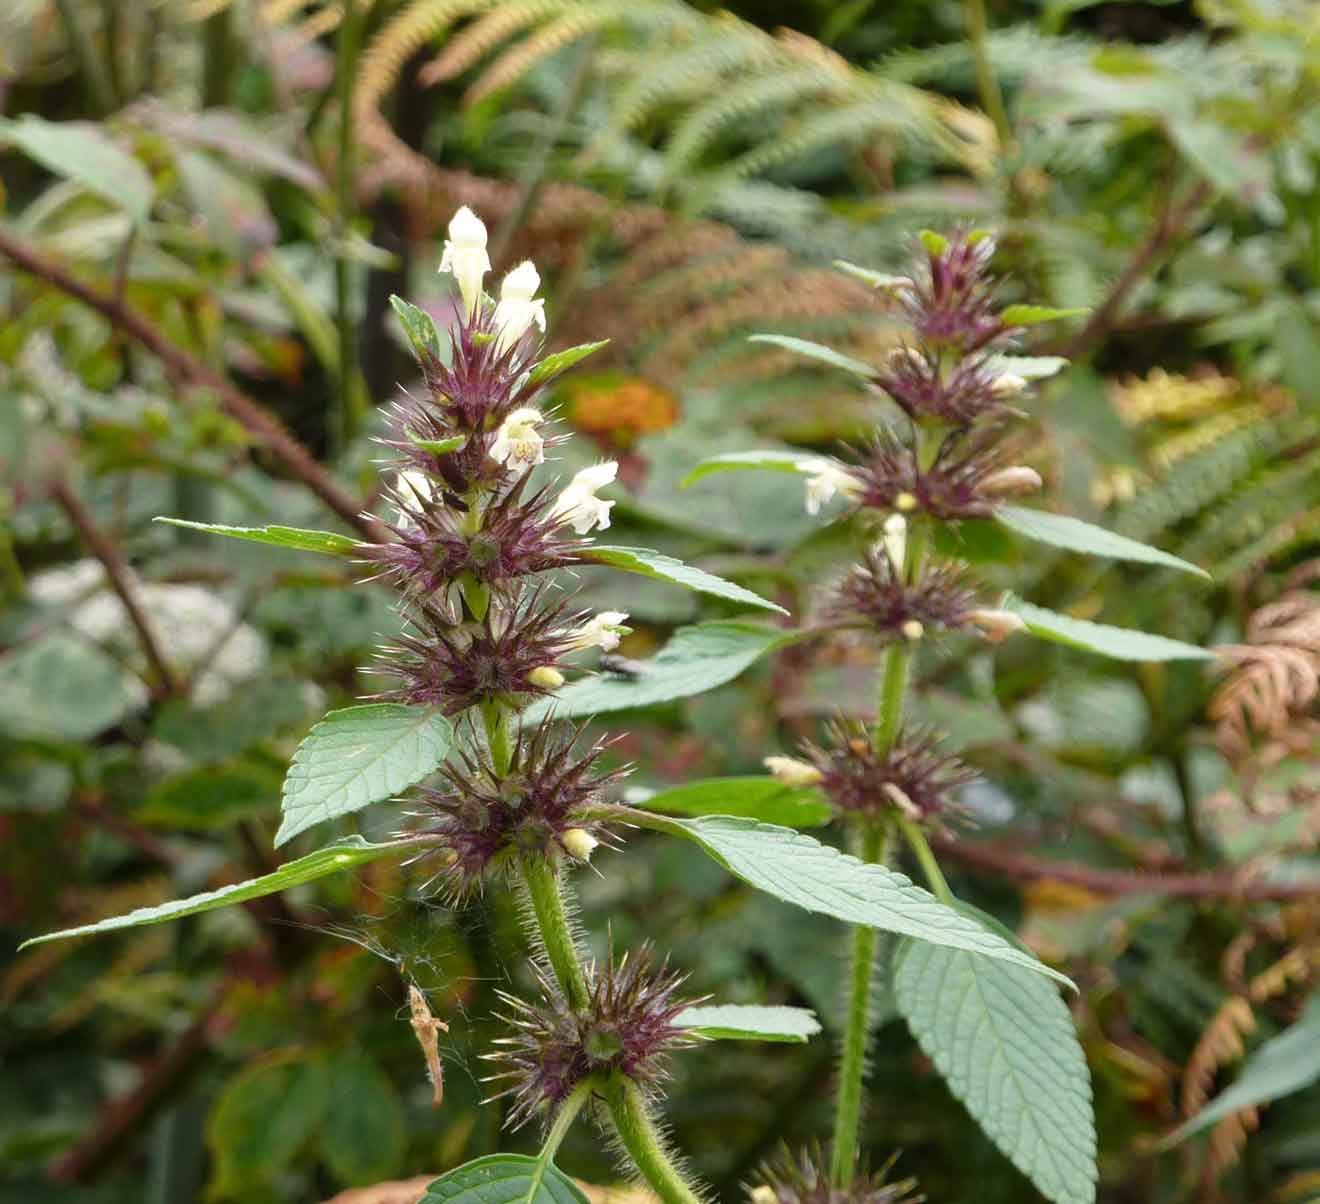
408 984 450 1109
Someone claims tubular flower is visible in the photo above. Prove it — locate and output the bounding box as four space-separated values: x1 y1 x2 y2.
800 721 976 823
822 547 981 643
439 205 491 318
552 462 619 534
493 261 547 355
484 946 700 1129
412 720 628 901
567 611 631 653
747 1146 921 1204
797 458 864 516
490 407 546 474
764 756 824 788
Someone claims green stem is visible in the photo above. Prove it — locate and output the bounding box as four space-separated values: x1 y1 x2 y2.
830 822 890 1188
872 644 911 755
333 0 365 455
520 857 589 1009
606 1076 703 1204
896 814 954 905
54 0 116 115
964 0 1011 147
530 1080 593 1196
482 700 513 777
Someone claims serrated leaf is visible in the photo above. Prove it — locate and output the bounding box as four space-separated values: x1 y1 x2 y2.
0 635 140 742
675 1004 821 1043
0 116 153 223
680 450 813 488
583 546 786 614
322 1051 408 1186
524 622 800 721
419 1154 591 1204
391 295 449 364
635 776 832 827
997 506 1210 578
748 334 877 379
893 924 1096 1204
527 339 610 386
1167 989 1320 1143
19 837 414 948
1005 596 1214 662
407 430 467 456
918 230 950 256
1000 305 1090 326
983 354 1070 381
631 814 1071 984
276 704 454 845
832 260 913 290
154 517 359 556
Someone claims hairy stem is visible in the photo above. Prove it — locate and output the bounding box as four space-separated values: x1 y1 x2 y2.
606 1076 703 1204
520 857 589 1009
531 1080 593 1194
896 815 954 905
831 822 890 1188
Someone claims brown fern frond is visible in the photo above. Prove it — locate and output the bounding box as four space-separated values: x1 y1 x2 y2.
1247 942 1320 1003
1182 995 1256 1117
419 0 564 85
465 5 616 104
1205 1106 1259 1182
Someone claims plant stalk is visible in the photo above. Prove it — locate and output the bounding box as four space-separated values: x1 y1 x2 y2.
333 0 366 455
519 857 589 1009
605 1076 703 1204
963 0 1011 147
896 814 954 905
529 1080 593 1196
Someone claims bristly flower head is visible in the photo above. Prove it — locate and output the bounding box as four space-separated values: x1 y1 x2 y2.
890 229 1003 354
822 546 980 644
747 1146 922 1204
412 719 628 900
485 945 700 1129
785 720 976 822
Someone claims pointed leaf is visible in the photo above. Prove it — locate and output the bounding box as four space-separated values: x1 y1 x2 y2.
524 622 801 721
635 776 832 828
918 230 950 256
154 517 359 556
419 1154 591 1204
1006 597 1214 662
630 814 1071 985
894 924 1096 1204
583 546 786 614
997 506 1210 578
680 450 813 488
276 704 455 845
407 430 467 457
19 837 415 948
676 1004 821 1043
391 295 449 364
983 354 1070 381
833 260 913 290
1000 305 1089 327
527 339 610 386
748 334 877 379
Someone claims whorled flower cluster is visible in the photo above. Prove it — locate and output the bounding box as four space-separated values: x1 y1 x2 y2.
747 1147 922 1204
484 946 700 1129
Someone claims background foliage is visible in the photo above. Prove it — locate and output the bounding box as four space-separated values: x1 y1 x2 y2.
2 1 1320 1202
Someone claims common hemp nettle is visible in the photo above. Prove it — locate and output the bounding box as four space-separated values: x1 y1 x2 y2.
24 220 1214 1204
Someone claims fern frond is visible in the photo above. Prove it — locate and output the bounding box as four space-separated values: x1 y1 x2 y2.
420 0 572 85
465 4 624 104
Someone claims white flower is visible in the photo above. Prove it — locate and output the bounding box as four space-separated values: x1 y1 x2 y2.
882 513 907 573
561 827 599 862
568 610 630 653
493 261 546 354
393 469 436 528
967 607 1027 643
980 465 1042 496
764 756 824 788
490 407 545 473
438 206 491 319
990 371 1028 398
552 461 618 534
797 458 862 516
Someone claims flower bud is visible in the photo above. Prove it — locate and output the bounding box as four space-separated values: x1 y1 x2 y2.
882 513 907 573
990 371 1028 398
980 465 1043 497
894 491 919 512
750 1187 778 1204
764 756 824 788
527 665 565 689
882 781 922 820
967 607 1027 642
561 827 599 862
493 261 547 354
797 458 862 517
900 619 925 641
886 347 925 373
439 206 491 319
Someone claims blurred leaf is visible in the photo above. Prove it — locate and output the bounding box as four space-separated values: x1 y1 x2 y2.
419 1155 591 1204
1000 305 1089 326
151 677 315 763
136 764 278 830
155 518 359 556
0 634 140 742
984 354 1070 380
747 334 877 378
680 450 813 488
1006 597 1214 661
19 837 416 948
321 1051 408 1187
584 546 786 613
996 506 1210 577
176 149 276 255
832 260 914 289
675 1004 821 1043
635 776 832 827
276 705 455 846
0 116 152 222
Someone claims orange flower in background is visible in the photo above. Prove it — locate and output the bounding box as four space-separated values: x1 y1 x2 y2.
562 373 679 448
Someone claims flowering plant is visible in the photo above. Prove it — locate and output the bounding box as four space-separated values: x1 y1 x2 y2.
22 219 1212 1204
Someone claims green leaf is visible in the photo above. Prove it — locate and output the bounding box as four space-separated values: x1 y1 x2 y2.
391 295 449 364
19 837 413 948
918 230 950 256
996 506 1210 578
0 116 153 223
893 922 1096 1204
747 334 877 379
632 814 1071 985
675 1003 821 1043
136 764 278 830
983 354 1070 381
523 622 800 721
680 450 813 488
527 339 610 386
1000 305 1090 327
276 704 455 846
1167 989 1320 1143
321 1051 408 1187
419 1154 591 1204
832 260 913 290
407 430 467 457
207 1054 329 1194
584 546 786 614
154 517 359 556
635 776 832 828
0 635 140 743
1005 596 1214 662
